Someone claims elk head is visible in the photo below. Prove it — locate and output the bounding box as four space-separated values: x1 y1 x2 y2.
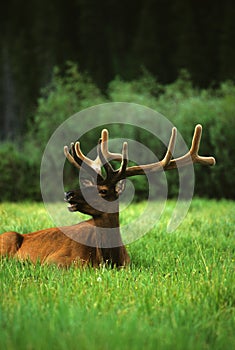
64 129 127 217
64 125 215 218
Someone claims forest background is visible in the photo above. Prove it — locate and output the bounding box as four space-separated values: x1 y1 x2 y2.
0 0 234 201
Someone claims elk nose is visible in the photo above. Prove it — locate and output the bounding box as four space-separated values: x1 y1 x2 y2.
64 191 74 202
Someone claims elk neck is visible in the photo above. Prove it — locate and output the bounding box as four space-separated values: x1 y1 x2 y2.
91 201 124 249
92 208 120 229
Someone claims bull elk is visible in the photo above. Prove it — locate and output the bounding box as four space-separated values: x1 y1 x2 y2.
0 125 215 267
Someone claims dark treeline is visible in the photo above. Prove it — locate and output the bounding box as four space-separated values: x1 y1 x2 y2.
0 0 235 140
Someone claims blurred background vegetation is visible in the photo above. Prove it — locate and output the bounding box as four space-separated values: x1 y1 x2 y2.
0 0 234 201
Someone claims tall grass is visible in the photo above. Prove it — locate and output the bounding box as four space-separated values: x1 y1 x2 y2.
0 199 234 350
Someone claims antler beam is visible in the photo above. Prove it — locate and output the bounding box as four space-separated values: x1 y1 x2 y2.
122 124 215 178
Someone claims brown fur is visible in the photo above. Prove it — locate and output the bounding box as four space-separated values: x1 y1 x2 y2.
0 218 130 268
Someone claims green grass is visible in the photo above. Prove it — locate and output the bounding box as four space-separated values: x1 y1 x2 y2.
0 200 234 350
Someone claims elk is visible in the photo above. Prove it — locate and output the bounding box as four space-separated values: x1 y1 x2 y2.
0 125 215 268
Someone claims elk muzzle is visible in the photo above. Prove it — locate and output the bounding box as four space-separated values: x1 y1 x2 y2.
64 190 83 212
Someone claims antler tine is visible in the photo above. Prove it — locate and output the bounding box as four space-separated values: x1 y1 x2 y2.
116 142 128 180
64 144 81 170
190 124 202 156
189 124 216 166
97 138 114 177
101 129 123 161
161 127 177 167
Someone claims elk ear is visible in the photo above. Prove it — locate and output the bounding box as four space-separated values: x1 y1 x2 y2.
116 179 126 195
80 178 94 188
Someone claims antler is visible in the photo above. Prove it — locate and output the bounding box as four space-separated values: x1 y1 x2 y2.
64 125 216 184
64 141 104 182
64 129 127 184
122 124 215 178
162 124 216 170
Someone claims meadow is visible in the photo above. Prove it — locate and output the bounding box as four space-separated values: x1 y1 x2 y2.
0 199 234 350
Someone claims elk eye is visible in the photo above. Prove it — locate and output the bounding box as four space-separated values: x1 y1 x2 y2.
99 189 108 195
